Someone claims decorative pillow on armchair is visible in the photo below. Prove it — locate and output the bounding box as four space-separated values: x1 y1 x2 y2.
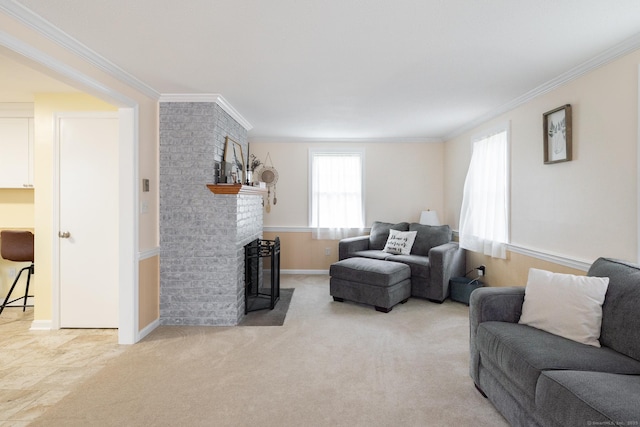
409 223 452 256
382 229 417 255
369 221 410 250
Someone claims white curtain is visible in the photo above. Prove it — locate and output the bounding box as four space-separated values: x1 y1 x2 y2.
459 130 509 259
310 152 364 240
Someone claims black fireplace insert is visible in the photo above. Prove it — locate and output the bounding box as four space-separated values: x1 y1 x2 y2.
244 237 280 313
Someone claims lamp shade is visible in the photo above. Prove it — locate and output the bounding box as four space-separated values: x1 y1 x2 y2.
419 210 440 226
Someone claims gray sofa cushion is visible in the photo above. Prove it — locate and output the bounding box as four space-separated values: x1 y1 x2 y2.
330 257 411 287
476 321 640 399
350 250 389 260
385 254 430 278
409 223 452 256
350 252 431 278
537 371 640 426
369 221 410 250
588 257 640 361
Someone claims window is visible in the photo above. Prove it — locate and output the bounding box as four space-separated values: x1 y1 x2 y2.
309 149 364 239
459 125 510 258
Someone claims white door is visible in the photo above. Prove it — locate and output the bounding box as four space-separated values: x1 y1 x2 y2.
57 113 119 328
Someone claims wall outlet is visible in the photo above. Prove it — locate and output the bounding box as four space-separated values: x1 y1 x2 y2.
8 268 17 279
477 265 486 277
325 248 331 256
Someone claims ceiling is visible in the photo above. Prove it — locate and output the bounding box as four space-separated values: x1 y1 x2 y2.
5 0 640 141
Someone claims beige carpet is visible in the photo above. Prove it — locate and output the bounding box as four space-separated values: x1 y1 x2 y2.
239 288 294 326
32 275 507 427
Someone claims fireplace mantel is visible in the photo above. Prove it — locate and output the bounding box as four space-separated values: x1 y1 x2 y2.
206 184 267 196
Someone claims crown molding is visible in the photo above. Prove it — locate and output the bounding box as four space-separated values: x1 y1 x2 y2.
248 136 442 144
0 0 160 100
444 31 640 141
0 29 137 107
159 93 253 131
159 93 222 103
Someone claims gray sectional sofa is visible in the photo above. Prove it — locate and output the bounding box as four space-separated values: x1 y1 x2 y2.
338 221 466 302
469 257 640 426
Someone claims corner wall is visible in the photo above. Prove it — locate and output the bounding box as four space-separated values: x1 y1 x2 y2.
444 48 640 286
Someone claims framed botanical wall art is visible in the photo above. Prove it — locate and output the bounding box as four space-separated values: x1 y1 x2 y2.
223 136 244 183
543 104 572 164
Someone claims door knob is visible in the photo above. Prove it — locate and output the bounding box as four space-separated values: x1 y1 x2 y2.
58 231 71 238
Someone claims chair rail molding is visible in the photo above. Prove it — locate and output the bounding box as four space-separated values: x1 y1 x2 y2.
506 243 591 272
138 247 160 260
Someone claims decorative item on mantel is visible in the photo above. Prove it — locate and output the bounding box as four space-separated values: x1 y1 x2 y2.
223 136 245 183
246 143 262 186
255 152 279 213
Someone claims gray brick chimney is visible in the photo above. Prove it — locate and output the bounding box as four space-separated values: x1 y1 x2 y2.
159 102 262 325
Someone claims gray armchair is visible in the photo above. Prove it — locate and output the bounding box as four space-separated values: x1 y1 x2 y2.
338 221 466 302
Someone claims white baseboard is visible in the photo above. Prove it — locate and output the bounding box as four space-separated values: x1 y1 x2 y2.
283 269 329 275
30 319 53 331
29 318 161 341
264 269 329 275
137 318 159 341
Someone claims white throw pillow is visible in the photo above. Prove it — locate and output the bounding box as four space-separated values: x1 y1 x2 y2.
382 229 417 255
518 268 609 347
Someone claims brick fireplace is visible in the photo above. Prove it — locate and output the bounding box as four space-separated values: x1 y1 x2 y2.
159 101 262 325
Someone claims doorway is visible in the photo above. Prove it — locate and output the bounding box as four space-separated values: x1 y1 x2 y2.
1 25 141 344
54 112 119 328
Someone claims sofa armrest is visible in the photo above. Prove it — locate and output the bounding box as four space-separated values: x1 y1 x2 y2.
469 286 525 326
338 235 370 260
426 242 466 302
469 287 525 384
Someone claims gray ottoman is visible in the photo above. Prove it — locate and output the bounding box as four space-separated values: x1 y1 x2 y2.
330 257 412 312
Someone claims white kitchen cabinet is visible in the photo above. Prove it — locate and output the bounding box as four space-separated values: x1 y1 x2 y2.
0 117 34 188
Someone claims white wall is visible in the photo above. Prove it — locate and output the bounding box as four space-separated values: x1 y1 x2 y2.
444 48 640 265
250 141 445 227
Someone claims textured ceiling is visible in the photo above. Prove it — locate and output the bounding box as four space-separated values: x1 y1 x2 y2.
7 0 640 141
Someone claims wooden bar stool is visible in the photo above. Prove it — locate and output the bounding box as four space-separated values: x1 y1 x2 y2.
0 230 34 315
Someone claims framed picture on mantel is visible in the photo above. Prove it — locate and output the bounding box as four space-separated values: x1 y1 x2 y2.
543 104 572 164
223 136 244 183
